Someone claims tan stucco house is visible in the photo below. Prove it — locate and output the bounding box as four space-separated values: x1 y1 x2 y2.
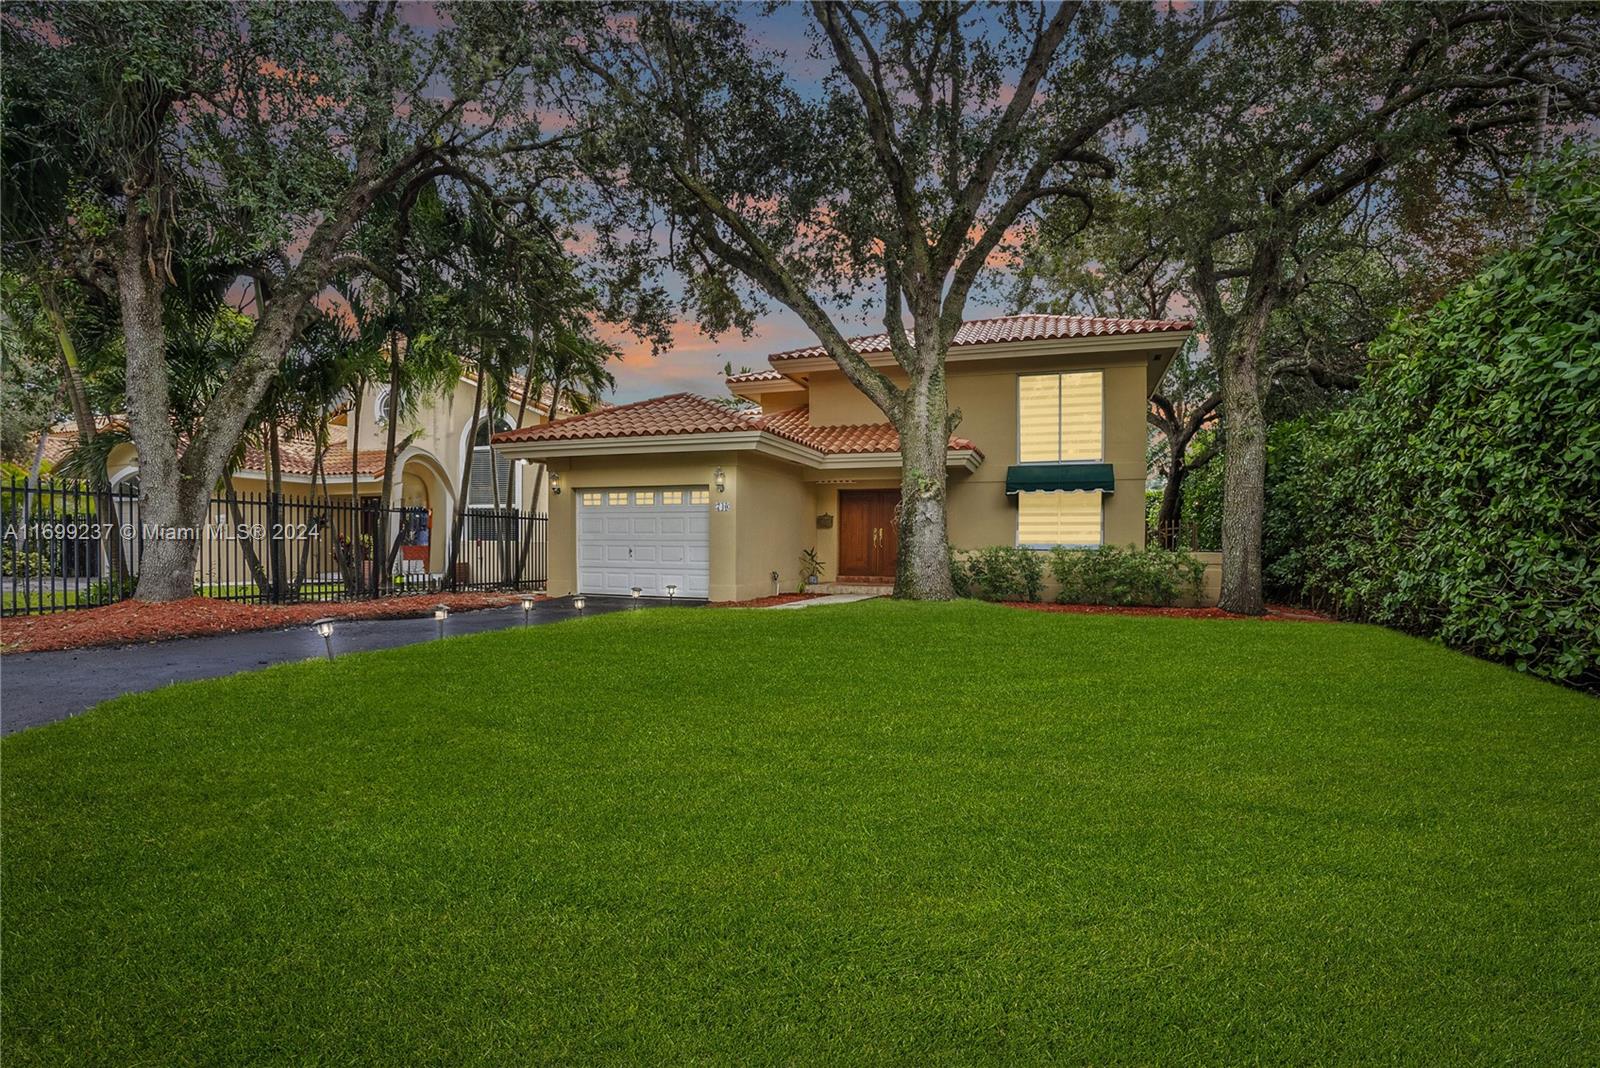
43 374 560 582
494 314 1195 602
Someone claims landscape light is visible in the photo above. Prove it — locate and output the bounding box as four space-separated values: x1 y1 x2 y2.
573 595 586 612
630 586 642 601
521 595 535 625
434 604 449 639
665 583 677 603
713 467 726 493
312 618 336 661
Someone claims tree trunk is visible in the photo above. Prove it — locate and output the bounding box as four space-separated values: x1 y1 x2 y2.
446 363 487 589
1217 310 1272 616
117 209 203 603
1156 455 1185 551
348 382 364 592
226 487 272 600
41 282 131 584
375 336 404 596
893 369 954 600
268 421 287 601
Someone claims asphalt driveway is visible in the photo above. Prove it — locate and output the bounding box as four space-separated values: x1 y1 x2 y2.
0 596 659 734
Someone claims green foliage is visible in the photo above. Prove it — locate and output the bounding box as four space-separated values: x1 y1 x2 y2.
1050 545 1205 607
84 575 135 607
951 546 1045 603
2 544 46 577
1264 154 1600 690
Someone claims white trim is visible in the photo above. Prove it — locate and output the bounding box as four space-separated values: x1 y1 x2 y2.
767 330 1191 375
727 376 807 400
494 429 983 472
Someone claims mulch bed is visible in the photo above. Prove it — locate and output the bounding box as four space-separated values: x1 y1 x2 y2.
717 593 824 608
0 592 534 655
1001 601 1335 622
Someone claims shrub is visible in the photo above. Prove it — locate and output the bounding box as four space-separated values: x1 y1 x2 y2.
84 576 136 606
953 545 1044 602
1050 544 1205 607
2 544 47 577
1262 151 1599 690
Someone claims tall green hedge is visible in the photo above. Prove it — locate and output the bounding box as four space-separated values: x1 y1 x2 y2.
1265 154 1599 690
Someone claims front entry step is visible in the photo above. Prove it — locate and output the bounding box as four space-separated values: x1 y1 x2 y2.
816 581 894 596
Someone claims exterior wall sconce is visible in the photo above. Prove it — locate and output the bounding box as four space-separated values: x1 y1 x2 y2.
573 595 586 612
665 583 677 603
521 595 536 624
771 570 780 596
714 467 726 493
433 604 449 639
550 472 561 495
313 618 335 660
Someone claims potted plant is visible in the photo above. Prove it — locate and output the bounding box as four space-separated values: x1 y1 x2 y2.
799 548 823 589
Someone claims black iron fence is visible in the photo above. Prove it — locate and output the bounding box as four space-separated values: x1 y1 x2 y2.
1 476 546 616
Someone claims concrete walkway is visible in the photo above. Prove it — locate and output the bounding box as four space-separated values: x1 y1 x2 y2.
766 593 883 609
0 596 655 735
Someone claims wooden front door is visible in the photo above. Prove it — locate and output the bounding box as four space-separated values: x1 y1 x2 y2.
838 490 900 580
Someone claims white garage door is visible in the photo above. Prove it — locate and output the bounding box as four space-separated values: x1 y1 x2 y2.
577 487 711 598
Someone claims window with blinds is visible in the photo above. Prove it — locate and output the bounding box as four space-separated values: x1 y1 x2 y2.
1018 371 1103 462
1017 491 1102 547
467 446 512 507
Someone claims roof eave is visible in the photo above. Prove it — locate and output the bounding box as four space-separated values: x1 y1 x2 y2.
493 429 983 472
767 329 1193 373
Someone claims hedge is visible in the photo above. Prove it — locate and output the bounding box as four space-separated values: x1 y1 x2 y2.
1263 152 1599 691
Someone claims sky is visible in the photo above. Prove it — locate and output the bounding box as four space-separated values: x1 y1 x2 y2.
591 4 1018 403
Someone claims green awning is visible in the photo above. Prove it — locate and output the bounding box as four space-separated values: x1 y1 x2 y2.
1005 463 1115 494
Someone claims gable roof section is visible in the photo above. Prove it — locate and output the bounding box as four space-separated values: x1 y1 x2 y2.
493 394 981 459
765 313 1192 363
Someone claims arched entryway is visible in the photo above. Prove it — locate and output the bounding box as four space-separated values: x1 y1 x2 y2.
396 451 452 577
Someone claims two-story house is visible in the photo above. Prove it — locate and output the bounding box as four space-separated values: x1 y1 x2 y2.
43 372 560 582
493 314 1197 602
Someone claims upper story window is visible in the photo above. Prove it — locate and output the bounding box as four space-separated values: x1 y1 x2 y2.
1018 371 1103 463
467 417 514 508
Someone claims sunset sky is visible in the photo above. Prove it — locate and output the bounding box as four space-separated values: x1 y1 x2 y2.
588 4 1017 403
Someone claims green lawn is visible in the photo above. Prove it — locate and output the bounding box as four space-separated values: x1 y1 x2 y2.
3 601 1597 1064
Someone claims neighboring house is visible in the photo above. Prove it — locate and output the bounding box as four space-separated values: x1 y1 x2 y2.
39 374 562 581
493 314 1195 602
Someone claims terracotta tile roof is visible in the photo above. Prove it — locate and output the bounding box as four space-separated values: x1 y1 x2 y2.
755 407 980 456
725 368 788 384
37 422 386 479
493 395 982 459
766 313 1193 362
244 434 387 478
494 393 753 443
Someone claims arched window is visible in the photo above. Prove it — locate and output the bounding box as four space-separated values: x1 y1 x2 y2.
467 417 515 508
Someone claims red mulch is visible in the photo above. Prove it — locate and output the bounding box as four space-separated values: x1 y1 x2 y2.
1001 601 1335 622
717 593 824 608
1004 597 1331 620
0 592 536 654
